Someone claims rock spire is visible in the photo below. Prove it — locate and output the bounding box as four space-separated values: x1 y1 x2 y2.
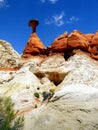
22 19 46 58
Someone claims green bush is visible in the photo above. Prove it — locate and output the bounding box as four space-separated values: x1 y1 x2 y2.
42 91 54 102
0 97 24 130
50 89 55 95
34 92 40 98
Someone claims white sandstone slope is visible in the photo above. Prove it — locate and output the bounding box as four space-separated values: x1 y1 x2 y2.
23 51 98 130
0 47 98 130
51 84 98 102
0 40 20 67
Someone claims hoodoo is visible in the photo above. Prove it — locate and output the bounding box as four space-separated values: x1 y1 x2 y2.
29 19 39 33
22 19 46 58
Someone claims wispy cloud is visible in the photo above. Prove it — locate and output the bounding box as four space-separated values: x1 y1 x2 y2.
66 16 79 24
40 0 58 4
45 12 65 27
0 0 9 8
0 0 5 8
49 0 58 4
40 0 45 3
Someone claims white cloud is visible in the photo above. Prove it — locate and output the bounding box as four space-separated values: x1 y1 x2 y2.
40 0 45 3
0 0 5 7
66 16 79 24
45 12 65 27
40 0 58 4
0 0 9 8
0 0 4 2
49 0 58 4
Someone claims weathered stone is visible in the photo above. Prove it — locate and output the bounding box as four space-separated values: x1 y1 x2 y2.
55 32 68 40
67 30 89 50
0 47 98 130
28 19 39 33
1 29 98 130
91 31 98 46
23 51 98 130
0 40 20 68
22 33 46 58
85 33 94 43
47 32 68 54
88 31 98 56
22 19 46 58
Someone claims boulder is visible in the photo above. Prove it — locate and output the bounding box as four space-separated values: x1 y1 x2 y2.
85 33 94 43
91 31 98 46
88 31 98 55
67 30 89 50
47 32 68 54
55 31 68 40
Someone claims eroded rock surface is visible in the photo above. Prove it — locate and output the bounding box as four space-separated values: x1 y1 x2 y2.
0 40 20 68
67 30 89 50
47 32 68 54
47 30 98 60
23 51 98 130
21 29 98 60
88 31 98 59
22 33 46 58
0 48 98 130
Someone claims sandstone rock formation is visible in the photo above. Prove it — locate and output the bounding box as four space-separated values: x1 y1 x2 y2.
21 19 98 60
22 33 46 58
85 33 94 43
1 28 98 130
47 32 68 54
0 40 20 68
0 46 98 129
47 30 98 60
22 19 46 58
67 30 89 50
23 51 98 130
88 31 98 55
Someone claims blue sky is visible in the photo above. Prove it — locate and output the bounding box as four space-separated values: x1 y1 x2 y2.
0 0 98 54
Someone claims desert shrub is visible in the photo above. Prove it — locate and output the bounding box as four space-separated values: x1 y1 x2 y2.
34 92 40 98
42 91 47 98
42 91 54 102
50 89 55 95
42 91 51 101
0 97 24 130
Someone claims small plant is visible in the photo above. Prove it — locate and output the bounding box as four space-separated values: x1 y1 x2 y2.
42 91 54 102
42 91 51 101
34 92 40 98
0 97 24 130
50 89 55 95
42 91 47 98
